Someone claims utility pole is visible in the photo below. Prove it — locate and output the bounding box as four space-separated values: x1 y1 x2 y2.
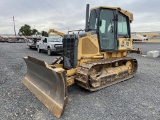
13 16 16 36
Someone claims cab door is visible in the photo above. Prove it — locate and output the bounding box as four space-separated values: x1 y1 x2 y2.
99 9 118 52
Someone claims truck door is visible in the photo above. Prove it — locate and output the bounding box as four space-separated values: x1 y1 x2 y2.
43 38 47 50
40 38 47 50
39 38 43 48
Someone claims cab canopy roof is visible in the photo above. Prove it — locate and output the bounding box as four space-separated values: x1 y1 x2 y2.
91 6 133 22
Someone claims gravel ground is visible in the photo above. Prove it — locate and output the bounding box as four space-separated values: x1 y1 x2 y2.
0 43 160 120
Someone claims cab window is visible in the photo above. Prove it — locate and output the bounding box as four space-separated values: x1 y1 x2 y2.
43 38 47 43
118 13 129 37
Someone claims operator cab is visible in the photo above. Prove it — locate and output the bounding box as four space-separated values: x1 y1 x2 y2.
88 7 131 52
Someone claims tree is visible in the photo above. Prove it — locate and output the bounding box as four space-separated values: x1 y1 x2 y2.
18 24 40 36
18 24 32 36
31 29 38 35
41 31 48 37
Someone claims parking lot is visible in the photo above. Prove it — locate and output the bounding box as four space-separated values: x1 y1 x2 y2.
0 43 160 120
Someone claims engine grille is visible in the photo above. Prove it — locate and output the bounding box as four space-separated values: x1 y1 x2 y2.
54 44 63 50
63 34 78 69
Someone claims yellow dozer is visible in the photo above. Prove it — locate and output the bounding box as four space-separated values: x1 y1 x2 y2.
22 4 138 118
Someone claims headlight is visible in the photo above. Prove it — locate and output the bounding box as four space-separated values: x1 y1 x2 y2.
51 44 55 48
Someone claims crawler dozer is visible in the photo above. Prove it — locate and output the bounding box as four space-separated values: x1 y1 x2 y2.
22 4 138 118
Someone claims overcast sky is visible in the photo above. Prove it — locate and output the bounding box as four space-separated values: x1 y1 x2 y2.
0 0 160 34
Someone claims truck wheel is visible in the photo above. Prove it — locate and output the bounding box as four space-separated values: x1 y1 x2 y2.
29 46 32 49
47 48 52 56
37 46 41 53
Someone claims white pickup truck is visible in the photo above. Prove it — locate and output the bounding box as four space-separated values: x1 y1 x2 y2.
36 36 63 55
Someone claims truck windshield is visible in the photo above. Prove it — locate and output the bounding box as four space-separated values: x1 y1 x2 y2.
48 38 62 42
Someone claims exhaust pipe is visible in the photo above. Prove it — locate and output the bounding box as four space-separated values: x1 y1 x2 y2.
85 4 89 32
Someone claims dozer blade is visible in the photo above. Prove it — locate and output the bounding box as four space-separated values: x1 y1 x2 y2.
22 56 67 118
